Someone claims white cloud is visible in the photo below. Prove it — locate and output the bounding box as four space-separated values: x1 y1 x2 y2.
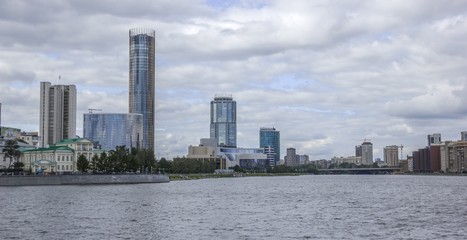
1 0 467 160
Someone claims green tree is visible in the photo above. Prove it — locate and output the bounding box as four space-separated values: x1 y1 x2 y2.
108 145 130 173
136 148 156 173
233 165 244 173
2 139 21 168
77 154 89 173
158 158 172 173
13 161 24 170
91 152 108 173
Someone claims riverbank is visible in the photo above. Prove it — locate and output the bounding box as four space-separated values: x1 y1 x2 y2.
0 174 170 186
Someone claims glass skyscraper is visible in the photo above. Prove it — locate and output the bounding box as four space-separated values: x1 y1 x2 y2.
129 28 155 150
259 127 280 166
83 113 143 151
210 96 236 147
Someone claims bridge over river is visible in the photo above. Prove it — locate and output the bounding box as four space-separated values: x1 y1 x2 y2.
318 167 401 174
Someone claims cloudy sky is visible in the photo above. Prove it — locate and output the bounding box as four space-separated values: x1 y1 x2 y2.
1 0 467 160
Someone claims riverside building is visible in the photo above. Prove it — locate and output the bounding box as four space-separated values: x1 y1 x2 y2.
39 82 77 148
210 95 236 148
384 145 399 167
361 141 373 165
129 28 155 150
83 113 143 151
259 127 280 166
20 138 98 174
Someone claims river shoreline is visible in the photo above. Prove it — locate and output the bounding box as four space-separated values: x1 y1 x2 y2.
0 174 170 186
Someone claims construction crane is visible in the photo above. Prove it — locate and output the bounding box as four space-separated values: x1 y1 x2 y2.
88 108 102 113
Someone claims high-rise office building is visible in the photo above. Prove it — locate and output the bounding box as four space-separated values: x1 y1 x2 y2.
83 113 143 151
129 28 155 150
259 127 280 166
361 141 373 165
39 82 76 148
210 95 236 147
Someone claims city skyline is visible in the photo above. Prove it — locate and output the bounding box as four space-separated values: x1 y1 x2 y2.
1 1 467 159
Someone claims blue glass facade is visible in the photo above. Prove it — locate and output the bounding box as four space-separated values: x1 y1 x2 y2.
129 28 155 150
83 113 143 151
259 127 280 165
210 96 236 147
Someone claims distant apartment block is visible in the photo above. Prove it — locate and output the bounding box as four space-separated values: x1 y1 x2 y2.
299 155 309 165
355 145 362 157
361 141 373 165
284 148 300 166
39 82 77 148
440 140 467 173
384 145 399 167
83 113 143 151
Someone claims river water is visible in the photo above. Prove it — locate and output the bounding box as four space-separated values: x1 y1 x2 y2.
0 175 466 239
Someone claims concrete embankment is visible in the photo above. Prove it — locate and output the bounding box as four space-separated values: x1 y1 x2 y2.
0 174 170 186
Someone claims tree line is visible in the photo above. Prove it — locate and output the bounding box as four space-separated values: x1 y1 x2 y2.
77 146 157 173
156 157 217 174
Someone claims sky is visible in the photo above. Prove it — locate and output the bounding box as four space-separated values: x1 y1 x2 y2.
1 0 467 160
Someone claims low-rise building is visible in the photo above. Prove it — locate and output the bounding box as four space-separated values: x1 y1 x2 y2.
19 137 100 174
218 147 268 169
331 156 362 165
19 132 39 148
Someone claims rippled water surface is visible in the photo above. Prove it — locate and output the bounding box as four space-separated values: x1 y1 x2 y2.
1 175 466 239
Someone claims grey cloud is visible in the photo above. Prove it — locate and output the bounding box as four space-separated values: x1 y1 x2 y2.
2 0 467 160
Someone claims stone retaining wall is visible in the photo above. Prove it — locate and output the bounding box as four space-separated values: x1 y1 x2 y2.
0 174 170 186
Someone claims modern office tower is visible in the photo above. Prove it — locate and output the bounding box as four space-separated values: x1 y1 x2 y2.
39 82 76 148
427 133 441 147
210 95 236 147
259 127 280 166
384 145 399 166
129 28 155 150
284 147 299 166
83 113 143 151
361 141 373 165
